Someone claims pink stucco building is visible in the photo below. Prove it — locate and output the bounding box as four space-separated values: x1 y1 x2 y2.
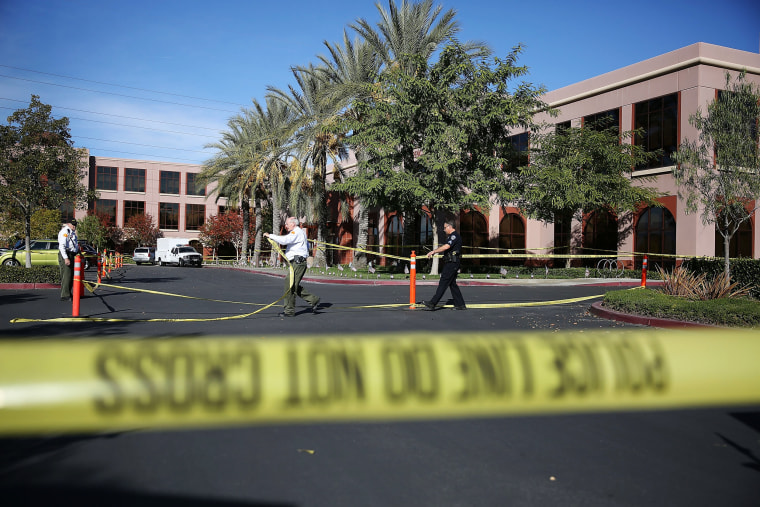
335 42 760 268
75 157 226 244
74 43 759 267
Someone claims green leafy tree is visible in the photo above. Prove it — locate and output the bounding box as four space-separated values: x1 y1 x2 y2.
0 95 96 266
30 208 62 239
514 121 662 258
76 213 109 250
673 71 760 276
335 42 549 273
123 213 162 247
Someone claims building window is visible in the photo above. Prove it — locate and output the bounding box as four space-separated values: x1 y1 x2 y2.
218 205 227 215
95 199 117 226
160 171 180 195
499 213 525 266
505 132 529 172
636 206 676 270
553 210 573 257
634 93 678 170
460 210 488 266
385 213 403 260
185 204 205 231
186 173 206 196
159 202 179 230
715 212 753 259
125 168 146 192
96 166 118 190
123 200 145 224
60 202 75 224
584 108 620 133
556 120 571 134
583 209 618 267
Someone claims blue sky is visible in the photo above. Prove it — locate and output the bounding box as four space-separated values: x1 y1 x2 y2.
1 0 758 165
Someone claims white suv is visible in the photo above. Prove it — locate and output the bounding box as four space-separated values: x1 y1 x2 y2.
133 247 156 265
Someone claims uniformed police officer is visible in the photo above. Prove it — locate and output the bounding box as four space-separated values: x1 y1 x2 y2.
57 218 79 301
422 220 466 310
264 217 321 317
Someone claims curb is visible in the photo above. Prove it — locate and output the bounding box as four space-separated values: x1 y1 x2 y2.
0 283 59 290
589 301 720 329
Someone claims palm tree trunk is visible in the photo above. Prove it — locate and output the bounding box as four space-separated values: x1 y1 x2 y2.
253 195 263 267
429 208 440 275
353 198 369 269
240 196 250 264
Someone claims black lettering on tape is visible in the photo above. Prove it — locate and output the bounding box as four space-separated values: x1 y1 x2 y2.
381 342 439 403
285 342 366 408
94 343 264 416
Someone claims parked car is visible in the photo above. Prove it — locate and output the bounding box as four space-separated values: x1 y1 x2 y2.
133 247 156 265
0 239 98 269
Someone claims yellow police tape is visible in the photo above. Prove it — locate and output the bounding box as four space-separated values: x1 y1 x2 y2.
0 330 758 434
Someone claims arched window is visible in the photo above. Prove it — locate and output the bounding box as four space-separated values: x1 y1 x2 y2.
418 211 433 248
459 210 488 266
385 213 403 261
635 206 676 270
583 209 618 267
715 214 753 259
499 213 525 266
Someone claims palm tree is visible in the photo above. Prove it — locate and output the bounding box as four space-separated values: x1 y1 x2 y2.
314 31 382 268
268 65 347 267
351 0 467 75
348 0 483 270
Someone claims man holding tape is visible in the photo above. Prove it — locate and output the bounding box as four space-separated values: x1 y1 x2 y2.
57 218 79 301
422 220 466 311
264 217 321 317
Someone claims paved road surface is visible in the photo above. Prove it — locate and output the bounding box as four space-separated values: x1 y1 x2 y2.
1 265 757 506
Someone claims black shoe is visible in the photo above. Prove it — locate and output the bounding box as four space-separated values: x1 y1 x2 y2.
453 305 467 310
278 312 295 318
421 301 435 311
60 296 71 301
311 298 321 313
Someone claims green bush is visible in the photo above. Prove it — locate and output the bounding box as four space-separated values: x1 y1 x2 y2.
0 265 61 284
603 288 760 328
681 258 760 298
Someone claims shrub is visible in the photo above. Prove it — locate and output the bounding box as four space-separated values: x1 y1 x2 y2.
0 265 61 284
603 288 760 328
657 266 752 300
681 258 760 298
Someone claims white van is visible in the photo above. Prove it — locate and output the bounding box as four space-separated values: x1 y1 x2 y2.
156 238 203 267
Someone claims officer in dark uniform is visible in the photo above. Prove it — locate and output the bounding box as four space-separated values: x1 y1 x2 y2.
422 220 466 310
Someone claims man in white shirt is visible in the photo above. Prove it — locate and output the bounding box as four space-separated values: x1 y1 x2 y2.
57 218 79 301
264 217 320 317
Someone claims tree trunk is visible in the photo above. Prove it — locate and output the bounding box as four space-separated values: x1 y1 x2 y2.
429 209 440 275
270 187 283 267
240 195 251 264
24 213 32 268
253 196 263 267
353 199 369 269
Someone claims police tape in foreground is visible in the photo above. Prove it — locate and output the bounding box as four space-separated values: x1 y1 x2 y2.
0 330 758 435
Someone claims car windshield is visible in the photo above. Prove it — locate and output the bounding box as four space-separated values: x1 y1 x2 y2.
178 247 196 253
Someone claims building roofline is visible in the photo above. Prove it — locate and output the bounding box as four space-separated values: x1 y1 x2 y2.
544 42 760 108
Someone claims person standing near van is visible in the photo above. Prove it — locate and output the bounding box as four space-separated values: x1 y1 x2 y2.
264 217 320 317
57 218 79 301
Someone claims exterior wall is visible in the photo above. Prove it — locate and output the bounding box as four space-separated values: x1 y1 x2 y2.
526 42 760 262
78 157 227 242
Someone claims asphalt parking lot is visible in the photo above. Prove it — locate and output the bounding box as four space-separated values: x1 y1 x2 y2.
1 265 758 506
0 264 642 338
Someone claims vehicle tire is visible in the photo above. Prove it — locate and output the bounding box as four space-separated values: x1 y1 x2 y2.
178 258 184 267
136 262 142 265
159 259 164 266
84 259 91 270
2 258 20 267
